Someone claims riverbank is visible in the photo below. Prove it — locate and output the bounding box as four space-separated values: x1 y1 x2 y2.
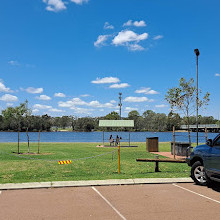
0 142 190 184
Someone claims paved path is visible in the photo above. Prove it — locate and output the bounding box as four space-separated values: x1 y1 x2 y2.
0 183 219 220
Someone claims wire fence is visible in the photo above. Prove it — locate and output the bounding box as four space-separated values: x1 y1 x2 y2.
0 149 118 163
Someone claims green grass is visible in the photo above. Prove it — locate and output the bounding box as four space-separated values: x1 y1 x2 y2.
0 142 191 184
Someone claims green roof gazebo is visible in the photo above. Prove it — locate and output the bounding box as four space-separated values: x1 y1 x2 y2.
99 120 134 146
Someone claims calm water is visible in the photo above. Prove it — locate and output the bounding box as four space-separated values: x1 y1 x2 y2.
0 131 219 143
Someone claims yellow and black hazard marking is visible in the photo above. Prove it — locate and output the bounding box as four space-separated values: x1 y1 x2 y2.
58 160 72 165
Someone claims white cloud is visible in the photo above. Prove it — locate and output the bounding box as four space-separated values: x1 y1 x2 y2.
135 87 159 95
70 106 93 115
70 0 89 4
8 60 20 66
155 104 168 108
36 95 51 101
0 94 18 102
26 87 43 94
124 107 138 113
0 81 12 93
59 98 115 109
104 22 114 30
94 35 110 47
215 73 220 77
128 44 144 51
43 0 67 12
49 108 64 112
91 77 120 84
6 103 14 107
123 20 146 27
32 109 40 113
80 94 90 97
133 20 147 27
54 92 66 97
124 96 148 102
33 104 52 109
153 35 163 40
112 30 148 46
110 100 116 104
109 83 130 89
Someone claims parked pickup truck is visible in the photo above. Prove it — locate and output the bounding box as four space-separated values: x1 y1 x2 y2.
186 134 220 186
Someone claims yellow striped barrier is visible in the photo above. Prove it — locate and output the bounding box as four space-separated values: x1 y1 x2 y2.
58 160 72 165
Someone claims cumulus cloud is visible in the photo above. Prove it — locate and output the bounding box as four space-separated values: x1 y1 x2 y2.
70 0 89 4
124 107 138 113
124 96 148 102
49 108 64 112
26 87 43 94
80 94 90 97
215 73 220 77
54 92 66 97
91 77 120 84
33 104 52 109
112 30 148 46
8 60 20 66
94 35 110 47
36 95 51 100
104 22 114 30
43 0 67 12
123 20 146 27
0 81 12 93
155 104 168 108
58 98 115 109
135 87 159 95
128 44 144 51
0 94 18 102
110 100 116 104
32 109 40 113
6 103 14 107
109 83 130 89
153 35 163 40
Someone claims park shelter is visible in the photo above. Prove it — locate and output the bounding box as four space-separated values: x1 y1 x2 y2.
99 120 134 146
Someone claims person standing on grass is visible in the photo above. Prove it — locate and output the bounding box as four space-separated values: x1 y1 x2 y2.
109 135 114 146
115 135 120 146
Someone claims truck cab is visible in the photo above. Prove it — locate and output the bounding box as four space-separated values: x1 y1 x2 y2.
186 134 220 186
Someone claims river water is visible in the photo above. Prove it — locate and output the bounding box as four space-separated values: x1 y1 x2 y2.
0 131 218 143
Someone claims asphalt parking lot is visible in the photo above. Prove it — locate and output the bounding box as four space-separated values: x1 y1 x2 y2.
0 183 220 220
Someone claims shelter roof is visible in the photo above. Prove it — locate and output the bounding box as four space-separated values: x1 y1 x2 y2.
99 120 134 127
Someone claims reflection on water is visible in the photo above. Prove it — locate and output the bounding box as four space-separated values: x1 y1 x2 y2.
0 131 218 143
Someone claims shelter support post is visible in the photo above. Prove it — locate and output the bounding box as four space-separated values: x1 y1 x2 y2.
103 131 104 146
118 144 120 174
129 132 130 147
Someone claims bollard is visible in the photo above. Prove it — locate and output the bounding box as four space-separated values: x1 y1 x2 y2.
155 155 160 172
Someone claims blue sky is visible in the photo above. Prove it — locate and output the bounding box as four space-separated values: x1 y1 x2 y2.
0 0 219 118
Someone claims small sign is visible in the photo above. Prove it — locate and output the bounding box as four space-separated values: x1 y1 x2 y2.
58 160 72 165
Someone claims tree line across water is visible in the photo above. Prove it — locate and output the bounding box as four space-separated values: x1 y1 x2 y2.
0 101 218 132
0 77 218 133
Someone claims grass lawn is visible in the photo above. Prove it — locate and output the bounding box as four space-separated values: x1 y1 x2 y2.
0 142 191 184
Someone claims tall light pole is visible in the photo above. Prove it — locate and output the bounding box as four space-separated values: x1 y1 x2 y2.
118 92 122 120
194 48 200 146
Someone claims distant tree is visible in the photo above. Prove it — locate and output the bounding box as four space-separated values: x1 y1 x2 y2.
165 77 210 143
2 100 30 153
104 111 120 120
167 112 181 131
128 110 140 130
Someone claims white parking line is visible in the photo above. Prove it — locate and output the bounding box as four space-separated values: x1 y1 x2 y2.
173 184 220 204
92 187 127 220
0 191 2 195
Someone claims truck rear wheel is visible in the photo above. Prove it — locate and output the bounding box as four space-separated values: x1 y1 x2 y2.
191 161 207 186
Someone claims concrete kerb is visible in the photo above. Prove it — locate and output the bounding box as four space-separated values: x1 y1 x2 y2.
0 178 193 190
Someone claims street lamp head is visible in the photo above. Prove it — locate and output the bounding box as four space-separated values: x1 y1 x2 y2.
194 49 200 56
